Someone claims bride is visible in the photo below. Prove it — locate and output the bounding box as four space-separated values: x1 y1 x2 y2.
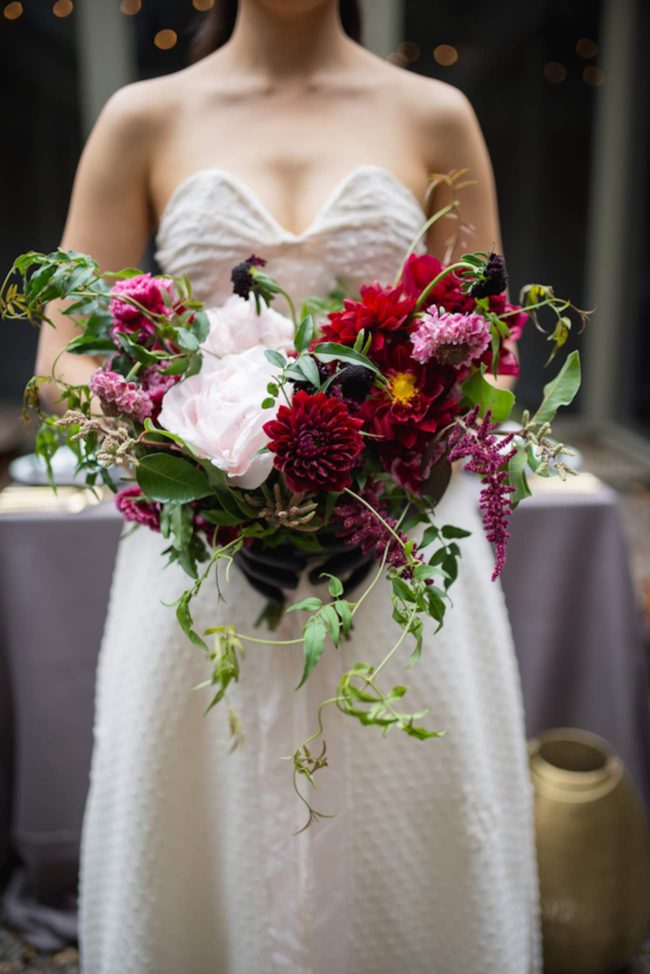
36 1 542 971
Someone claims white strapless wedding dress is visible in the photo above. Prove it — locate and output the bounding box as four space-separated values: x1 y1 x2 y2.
79 165 542 973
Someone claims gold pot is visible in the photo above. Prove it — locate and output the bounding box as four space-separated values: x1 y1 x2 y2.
528 727 650 974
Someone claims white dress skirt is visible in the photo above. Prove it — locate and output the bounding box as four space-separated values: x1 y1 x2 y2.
78 164 542 973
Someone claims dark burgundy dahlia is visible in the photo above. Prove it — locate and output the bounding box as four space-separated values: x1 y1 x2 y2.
262 390 364 493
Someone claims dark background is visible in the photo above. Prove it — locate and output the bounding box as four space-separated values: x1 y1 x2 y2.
0 0 647 434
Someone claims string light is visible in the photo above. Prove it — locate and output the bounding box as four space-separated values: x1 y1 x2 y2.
576 38 599 59
583 65 605 87
52 0 73 16
192 0 215 10
433 44 458 67
3 1 23 19
154 29 178 50
544 61 567 83
120 0 142 14
398 41 420 62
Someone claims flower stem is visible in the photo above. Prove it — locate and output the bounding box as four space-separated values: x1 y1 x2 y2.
394 200 460 285
414 261 472 312
342 487 409 555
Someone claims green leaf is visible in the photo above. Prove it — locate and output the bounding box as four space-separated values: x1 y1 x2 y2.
176 593 209 652
420 525 439 549
264 349 286 369
333 599 352 635
65 334 116 355
286 596 323 614
175 327 200 351
312 342 382 375
441 524 472 539
200 509 246 527
295 355 321 388
320 605 341 647
461 366 515 423
296 615 327 688
116 333 160 365
191 309 210 343
325 573 344 598
532 350 581 425
136 453 214 503
508 445 532 507
261 397 276 409
294 314 315 353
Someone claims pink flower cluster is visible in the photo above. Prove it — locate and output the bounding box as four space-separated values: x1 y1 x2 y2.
115 485 160 531
410 307 491 370
108 273 173 349
448 406 517 580
90 369 153 423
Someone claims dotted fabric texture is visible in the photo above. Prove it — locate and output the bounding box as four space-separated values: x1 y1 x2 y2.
79 166 542 973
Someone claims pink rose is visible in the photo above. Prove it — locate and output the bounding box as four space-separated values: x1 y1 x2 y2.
158 345 280 489
200 295 294 366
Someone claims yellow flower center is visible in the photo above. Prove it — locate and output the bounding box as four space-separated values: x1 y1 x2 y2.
389 371 418 404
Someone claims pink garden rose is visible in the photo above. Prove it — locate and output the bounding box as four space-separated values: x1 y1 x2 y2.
157 345 280 489
200 294 294 365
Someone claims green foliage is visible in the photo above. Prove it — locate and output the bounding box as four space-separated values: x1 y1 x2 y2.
532 350 581 425
461 365 515 423
136 453 214 504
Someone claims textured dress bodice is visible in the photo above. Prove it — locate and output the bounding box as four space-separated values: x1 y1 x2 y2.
154 163 427 307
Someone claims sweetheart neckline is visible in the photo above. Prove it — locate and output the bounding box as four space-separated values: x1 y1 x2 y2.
156 163 427 242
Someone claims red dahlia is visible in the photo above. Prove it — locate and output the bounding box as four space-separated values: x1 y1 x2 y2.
262 391 364 493
320 282 416 353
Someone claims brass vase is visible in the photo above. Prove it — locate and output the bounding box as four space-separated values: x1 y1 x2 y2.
528 727 650 974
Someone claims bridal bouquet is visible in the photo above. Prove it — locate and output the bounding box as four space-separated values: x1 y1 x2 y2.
2 185 588 821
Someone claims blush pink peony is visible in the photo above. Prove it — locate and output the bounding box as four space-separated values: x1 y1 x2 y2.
157 345 280 489
200 294 294 365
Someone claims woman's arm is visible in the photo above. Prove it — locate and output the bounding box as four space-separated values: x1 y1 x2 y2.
424 87 517 393
35 83 158 409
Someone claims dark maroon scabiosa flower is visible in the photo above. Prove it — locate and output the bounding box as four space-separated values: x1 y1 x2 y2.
230 255 267 299
262 390 364 493
115 485 161 532
320 283 416 353
469 252 508 299
448 406 517 580
334 364 376 403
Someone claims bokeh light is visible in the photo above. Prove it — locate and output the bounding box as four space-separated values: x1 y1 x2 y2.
544 61 568 83
433 44 458 67
154 29 178 51
192 0 215 10
386 51 409 67
576 38 599 59
3 2 23 19
398 41 421 63
120 0 142 14
52 0 74 17
583 65 605 87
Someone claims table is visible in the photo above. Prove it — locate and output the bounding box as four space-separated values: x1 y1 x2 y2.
1 475 648 950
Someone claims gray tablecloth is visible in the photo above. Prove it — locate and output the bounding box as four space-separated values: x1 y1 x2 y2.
0 476 648 950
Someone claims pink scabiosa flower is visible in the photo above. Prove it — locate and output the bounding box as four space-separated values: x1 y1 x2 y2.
115 485 161 531
411 307 491 369
108 273 174 349
90 369 153 423
448 406 517 580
